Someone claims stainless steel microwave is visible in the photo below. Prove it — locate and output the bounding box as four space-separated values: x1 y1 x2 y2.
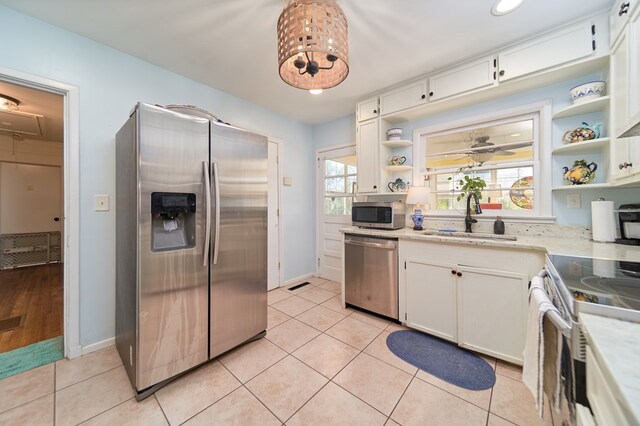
351 202 405 230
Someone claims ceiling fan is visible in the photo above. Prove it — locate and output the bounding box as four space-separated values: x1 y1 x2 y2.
464 135 531 165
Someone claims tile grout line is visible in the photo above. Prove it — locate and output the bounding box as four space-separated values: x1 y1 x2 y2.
77 397 135 425
154 394 171 426
385 368 420 425
55 363 123 392
173 375 242 426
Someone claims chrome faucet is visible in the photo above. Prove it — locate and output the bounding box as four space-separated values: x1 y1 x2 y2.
465 193 483 233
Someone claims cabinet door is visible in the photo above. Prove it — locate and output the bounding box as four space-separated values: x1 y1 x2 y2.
628 5 640 123
457 265 528 363
428 56 497 102
498 22 594 82
379 80 427 116
356 120 379 193
611 26 630 138
405 258 457 342
610 0 632 46
357 97 379 122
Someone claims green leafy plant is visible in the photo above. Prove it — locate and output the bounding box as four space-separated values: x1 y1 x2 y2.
448 174 487 202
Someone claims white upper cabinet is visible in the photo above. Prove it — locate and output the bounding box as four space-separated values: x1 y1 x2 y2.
356 120 379 193
627 4 640 127
497 22 595 82
610 0 635 45
428 56 497 102
356 97 379 122
379 80 427 116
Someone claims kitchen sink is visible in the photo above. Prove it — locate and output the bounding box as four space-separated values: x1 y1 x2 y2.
422 230 517 241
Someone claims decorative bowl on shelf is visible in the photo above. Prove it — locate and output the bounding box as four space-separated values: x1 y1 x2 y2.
389 156 406 166
570 81 606 104
387 128 403 140
388 178 409 192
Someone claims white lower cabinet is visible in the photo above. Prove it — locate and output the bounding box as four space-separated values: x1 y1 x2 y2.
400 240 542 364
405 258 458 342
457 265 528 363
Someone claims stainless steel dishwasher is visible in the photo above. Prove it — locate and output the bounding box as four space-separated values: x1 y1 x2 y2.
344 234 398 320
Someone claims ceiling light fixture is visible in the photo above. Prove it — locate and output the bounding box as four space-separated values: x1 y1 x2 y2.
277 0 349 92
0 94 20 111
491 0 523 16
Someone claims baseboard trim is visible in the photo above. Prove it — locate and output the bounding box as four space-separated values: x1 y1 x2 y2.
282 273 315 287
80 337 115 356
68 345 83 359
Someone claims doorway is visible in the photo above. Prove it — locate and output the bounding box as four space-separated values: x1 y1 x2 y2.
267 139 283 290
0 80 65 368
316 144 356 282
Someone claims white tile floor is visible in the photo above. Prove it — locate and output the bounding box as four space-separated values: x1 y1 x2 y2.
0 277 553 425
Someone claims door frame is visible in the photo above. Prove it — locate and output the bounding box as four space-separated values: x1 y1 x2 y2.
315 143 356 278
0 65 80 359
268 137 284 289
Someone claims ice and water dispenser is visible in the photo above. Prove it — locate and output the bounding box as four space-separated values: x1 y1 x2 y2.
151 192 197 251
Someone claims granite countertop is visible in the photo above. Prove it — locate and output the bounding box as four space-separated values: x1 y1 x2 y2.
340 227 640 262
579 313 640 423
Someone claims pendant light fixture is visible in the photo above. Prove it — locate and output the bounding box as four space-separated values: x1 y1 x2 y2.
277 0 349 93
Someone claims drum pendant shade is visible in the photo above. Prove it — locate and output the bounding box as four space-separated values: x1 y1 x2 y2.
277 0 349 91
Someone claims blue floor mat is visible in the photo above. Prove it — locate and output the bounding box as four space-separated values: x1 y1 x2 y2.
387 330 495 390
0 336 63 379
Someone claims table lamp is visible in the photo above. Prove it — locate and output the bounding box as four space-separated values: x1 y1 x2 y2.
406 186 429 230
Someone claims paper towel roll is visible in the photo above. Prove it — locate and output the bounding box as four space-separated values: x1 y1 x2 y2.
591 200 616 242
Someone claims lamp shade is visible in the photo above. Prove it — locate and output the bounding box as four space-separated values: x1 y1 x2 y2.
406 186 429 205
277 0 349 91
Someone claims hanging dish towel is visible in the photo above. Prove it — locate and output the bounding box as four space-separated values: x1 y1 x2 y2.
522 280 556 418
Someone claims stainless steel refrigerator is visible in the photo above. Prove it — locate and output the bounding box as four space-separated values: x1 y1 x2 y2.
115 103 267 399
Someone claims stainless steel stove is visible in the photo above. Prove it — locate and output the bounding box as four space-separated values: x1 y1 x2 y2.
546 254 640 323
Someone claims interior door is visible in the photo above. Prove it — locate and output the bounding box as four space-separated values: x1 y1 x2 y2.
317 145 356 282
210 122 268 358
267 140 281 290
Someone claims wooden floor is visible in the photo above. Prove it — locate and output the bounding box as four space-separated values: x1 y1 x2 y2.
0 264 63 353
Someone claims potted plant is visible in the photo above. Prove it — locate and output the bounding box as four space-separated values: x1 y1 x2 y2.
448 174 487 202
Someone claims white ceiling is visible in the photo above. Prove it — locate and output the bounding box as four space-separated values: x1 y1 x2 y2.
0 0 613 125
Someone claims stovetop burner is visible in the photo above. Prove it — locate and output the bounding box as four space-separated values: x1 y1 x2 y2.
547 255 640 312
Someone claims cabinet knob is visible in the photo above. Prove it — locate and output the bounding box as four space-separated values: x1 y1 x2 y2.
451 270 457 275
54 217 60 222
619 163 626 170
373 109 377 114
457 272 462 277
628 162 633 168
429 91 434 97
499 70 505 76
421 94 426 99
619 2 630 15
373 185 377 189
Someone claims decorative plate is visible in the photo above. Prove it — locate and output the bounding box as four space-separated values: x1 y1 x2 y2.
509 176 533 209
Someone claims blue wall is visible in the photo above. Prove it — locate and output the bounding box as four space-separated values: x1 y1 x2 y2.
0 6 316 346
312 75 639 227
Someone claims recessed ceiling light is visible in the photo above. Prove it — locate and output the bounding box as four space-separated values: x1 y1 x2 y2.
491 0 523 16
309 89 323 95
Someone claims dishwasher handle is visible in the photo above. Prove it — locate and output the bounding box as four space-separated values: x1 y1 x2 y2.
345 237 397 250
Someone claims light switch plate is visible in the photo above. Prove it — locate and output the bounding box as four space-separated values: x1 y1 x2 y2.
94 194 110 211
566 193 581 209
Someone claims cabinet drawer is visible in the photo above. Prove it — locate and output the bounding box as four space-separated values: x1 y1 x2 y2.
428 56 496 101
498 22 594 82
586 346 631 425
379 80 427 116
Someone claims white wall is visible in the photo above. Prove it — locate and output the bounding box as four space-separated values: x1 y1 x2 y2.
0 134 63 166
312 75 640 227
0 5 316 347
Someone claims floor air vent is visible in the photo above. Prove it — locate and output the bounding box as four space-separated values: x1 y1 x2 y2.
288 282 311 291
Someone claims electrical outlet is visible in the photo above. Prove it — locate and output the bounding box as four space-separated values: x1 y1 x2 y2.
94 194 110 211
566 193 581 209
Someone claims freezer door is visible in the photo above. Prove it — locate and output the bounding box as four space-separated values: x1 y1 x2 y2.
136 103 209 391
210 122 268 358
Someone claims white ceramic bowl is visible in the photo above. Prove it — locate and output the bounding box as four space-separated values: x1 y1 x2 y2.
570 81 606 104
387 128 403 140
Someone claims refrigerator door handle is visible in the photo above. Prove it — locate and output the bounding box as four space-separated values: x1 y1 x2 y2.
203 161 211 267
212 162 221 265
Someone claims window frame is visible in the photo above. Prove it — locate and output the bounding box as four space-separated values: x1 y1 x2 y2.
413 100 554 222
